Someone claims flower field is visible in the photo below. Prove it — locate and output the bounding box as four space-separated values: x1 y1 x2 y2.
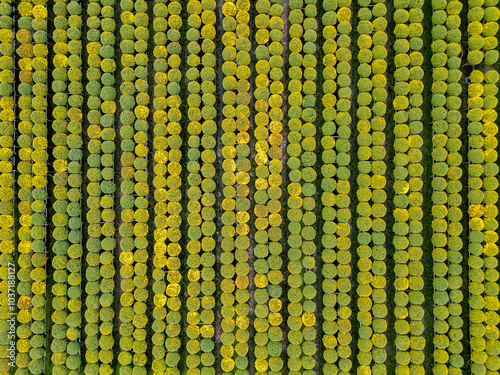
0 0 499 374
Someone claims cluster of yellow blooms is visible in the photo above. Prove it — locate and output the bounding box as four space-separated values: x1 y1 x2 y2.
467 0 500 373
185 0 218 373
287 0 319 373
15 1 49 373
85 0 117 372
392 0 426 373
321 0 353 373
431 1 464 373
117 0 150 373
152 0 182 373
2 1 500 375
253 0 285 374
355 0 389 372
51 0 84 372
0 0 14 372
220 0 251 372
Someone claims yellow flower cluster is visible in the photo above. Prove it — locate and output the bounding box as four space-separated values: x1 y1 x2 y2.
152 0 183 373
392 0 426 373
467 2 500 371
220 0 251 372
355 0 389 372
431 1 464 373
50 0 84 372
0 0 15 371
467 69 500 375
321 0 353 373
287 0 318 373
16 0 35 369
185 0 218 373
5 2 500 374
253 0 285 373
85 0 117 373
467 3 499 65
118 0 150 372
14 0 49 372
